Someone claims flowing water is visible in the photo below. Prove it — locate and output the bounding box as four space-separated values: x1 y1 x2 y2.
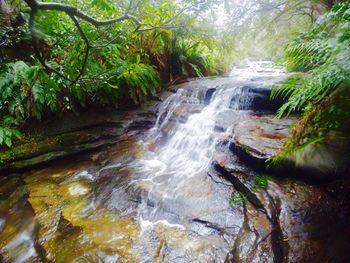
0 61 287 262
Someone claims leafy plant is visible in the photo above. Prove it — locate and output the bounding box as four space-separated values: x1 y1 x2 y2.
272 2 350 160
229 175 270 207
229 191 246 207
251 175 269 192
108 55 160 104
0 116 21 147
0 61 37 147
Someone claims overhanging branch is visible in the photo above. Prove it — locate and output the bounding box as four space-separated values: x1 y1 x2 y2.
69 14 90 86
23 0 188 85
24 0 149 28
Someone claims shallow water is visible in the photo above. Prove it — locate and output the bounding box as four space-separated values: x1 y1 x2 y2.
0 61 287 262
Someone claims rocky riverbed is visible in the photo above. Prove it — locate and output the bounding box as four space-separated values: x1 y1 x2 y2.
0 61 349 262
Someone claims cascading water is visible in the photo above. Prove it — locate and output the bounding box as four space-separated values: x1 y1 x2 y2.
133 60 283 188
0 61 288 262
121 61 286 260
133 87 238 226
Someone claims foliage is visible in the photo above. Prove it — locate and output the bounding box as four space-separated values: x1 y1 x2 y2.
0 61 39 146
162 36 213 79
284 32 331 71
229 175 270 207
107 56 160 104
272 2 350 160
251 175 269 192
0 0 235 147
229 191 245 206
0 118 21 147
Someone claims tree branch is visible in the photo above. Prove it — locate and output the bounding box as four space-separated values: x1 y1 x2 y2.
69 14 90 86
24 0 145 27
23 0 187 85
29 8 71 82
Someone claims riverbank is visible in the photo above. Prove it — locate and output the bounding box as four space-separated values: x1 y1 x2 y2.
1 62 349 262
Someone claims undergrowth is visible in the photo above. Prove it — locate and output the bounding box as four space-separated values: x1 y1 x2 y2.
271 3 350 162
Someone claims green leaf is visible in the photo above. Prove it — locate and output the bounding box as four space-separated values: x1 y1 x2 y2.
107 83 119 89
11 129 22 139
0 129 4 144
4 134 12 147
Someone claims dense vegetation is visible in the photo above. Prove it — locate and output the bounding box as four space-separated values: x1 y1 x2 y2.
0 0 235 147
1 0 349 165
272 2 350 162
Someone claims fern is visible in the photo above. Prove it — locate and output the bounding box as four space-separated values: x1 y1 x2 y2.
272 3 350 160
107 55 160 104
0 61 60 147
0 115 22 147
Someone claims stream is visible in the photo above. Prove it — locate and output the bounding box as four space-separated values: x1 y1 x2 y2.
0 62 349 263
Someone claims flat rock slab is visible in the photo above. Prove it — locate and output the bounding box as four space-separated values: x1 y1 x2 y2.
230 114 348 177
0 127 123 171
231 114 296 165
0 101 160 172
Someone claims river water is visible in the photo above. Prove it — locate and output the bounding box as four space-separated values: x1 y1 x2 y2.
0 62 289 262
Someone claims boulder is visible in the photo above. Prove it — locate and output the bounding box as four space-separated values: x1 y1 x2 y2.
230 114 295 170
229 114 349 178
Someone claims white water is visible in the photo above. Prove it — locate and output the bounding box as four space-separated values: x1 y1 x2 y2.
129 61 285 233
231 60 285 78
0 61 286 262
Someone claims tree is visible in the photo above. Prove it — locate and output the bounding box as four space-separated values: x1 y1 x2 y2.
0 0 230 147
20 0 192 85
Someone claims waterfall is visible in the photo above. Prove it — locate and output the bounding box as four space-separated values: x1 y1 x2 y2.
0 61 287 263
128 61 284 234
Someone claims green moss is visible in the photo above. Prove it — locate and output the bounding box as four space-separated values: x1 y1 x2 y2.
251 175 270 192
0 127 110 169
229 175 270 208
229 192 246 207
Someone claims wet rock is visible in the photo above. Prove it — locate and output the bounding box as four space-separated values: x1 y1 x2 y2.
229 85 286 111
214 109 245 132
204 88 216 104
212 161 350 263
171 104 205 122
230 114 295 170
0 101 160 172
126 119 155 131
229 114 348 178
0 127 124 172
159 91 175 101
160 119 178 137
